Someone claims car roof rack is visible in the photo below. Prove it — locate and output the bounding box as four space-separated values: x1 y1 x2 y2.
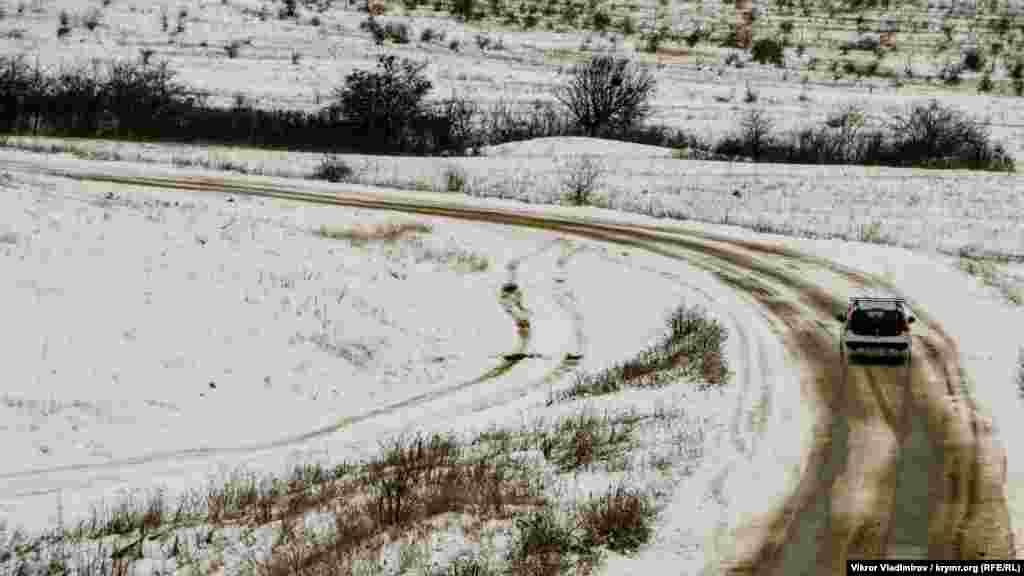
850 297 905 302
849 297 906 308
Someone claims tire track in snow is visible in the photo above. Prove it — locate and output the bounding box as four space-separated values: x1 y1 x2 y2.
552 239 585 367
455 238 592 415
449 238 591 413
497 239 563 363
655 227 1015 565
720 245 1012 567
585 245 774 459
630 231 999 570
1 165 1013 569
775 245 1015 561
0 176 787 487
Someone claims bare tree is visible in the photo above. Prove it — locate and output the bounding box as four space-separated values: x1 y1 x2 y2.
553 55 656 137
823 103 867 162
332 54 432 153
739 107 773 160
885 99 986 164
562 154 603 206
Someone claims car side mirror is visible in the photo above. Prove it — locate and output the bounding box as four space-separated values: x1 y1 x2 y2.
907 316 915 324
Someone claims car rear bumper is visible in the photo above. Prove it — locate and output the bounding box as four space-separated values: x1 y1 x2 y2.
846 341 909 351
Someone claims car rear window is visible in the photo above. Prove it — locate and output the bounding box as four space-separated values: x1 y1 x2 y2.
849 308 904 336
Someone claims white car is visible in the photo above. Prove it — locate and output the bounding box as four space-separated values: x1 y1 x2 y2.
838 297 915 364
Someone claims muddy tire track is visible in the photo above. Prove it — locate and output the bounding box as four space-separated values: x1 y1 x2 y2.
499 278 531 360
463 239 594 414
650 221 1016 566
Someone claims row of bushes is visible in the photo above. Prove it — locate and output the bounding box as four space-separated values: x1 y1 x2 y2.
632 98 1011 172
0 53 682 156
0 54 473 154
715 102 1015 171
0 53 1014 170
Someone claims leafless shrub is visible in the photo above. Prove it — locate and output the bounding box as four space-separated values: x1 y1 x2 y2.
57 10 71 37
280 0 298 19
743 81 758 103
940 61 963 85
225 40 242 58
885 99 1014 171
444 165 466 192
561 155 603 206
311 155 354 182
738 107 773 160
175 7 187 34
554 54 656 137
822 103 867 162
978 70 993 93
83 8 102 30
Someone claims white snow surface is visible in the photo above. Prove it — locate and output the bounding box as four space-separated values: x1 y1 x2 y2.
0 156 764 574
481 136 677 159
0 147 1022 572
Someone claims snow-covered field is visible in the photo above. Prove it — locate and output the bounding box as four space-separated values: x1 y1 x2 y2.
0 155 754 575
1 147 1023 573
4 136 1024 259
1 0 1024 570
1 0 1023 161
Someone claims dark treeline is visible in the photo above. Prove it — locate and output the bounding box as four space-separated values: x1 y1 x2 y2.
0 55 469 155
0 54 693 156
0 53 1014 171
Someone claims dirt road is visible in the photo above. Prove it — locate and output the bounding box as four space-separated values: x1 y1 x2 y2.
2 160 1015 571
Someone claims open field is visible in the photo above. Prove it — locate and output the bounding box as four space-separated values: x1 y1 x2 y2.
0 153 1022 574
2 0 1024 572
0 156 758 574
0 0 1022 158
2 136 1023 259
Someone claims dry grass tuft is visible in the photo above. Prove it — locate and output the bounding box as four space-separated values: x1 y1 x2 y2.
506 508 588 576
576 484 657 555
255 431 545 575
536 411 636 473
7 407 674 575
957 250 1023 306
316 220 433 245
553 303 731 403
415 242 491 273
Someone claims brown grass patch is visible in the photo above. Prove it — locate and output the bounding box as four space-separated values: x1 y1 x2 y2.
316 220 432 245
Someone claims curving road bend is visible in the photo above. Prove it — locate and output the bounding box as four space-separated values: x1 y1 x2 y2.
0 160 1016 571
